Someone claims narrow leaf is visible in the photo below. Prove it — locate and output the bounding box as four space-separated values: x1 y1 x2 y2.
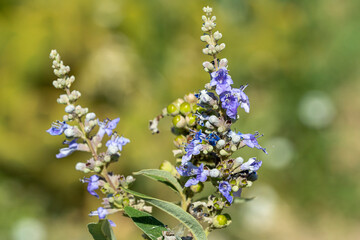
233 197 255 204
87 220 116 240
123 188 207 240
124 206 167 240
134 169 183 195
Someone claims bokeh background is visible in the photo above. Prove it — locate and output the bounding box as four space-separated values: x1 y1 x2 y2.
1 0 360 239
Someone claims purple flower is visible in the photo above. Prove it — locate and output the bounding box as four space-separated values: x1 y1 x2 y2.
176 162 199 176
238 85 250 113
98 118 120 138
219 181 233 204
181 140 202 164
89 207 116 227
184 164 209 187
240 158 262 172
83 175 100 198
56 139 78 158
239 133 267 153
220 90 240 119
106 135 130 154
47 121 68 135
210 68 233 95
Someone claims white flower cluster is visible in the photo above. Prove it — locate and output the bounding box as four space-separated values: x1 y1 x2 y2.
50 49 75 89
201 7 225 57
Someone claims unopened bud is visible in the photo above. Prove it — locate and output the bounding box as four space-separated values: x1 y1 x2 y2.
64 128 75 137
190 182 204 193
65 105 75 113
210 169 220 178
216 139 226 149
86 112 96 121
180 102 191 115
167 103 179 116
172 115 186 128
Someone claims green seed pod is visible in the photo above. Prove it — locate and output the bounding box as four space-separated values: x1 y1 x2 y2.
186 113 197 126
167 103 179 116
213 214 232 228
190 182 204 193
172 115 186 128
180 102 191 115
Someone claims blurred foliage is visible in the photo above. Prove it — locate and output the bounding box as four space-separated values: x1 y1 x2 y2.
1 0 360 239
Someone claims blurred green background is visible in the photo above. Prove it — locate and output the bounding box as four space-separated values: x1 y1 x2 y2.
1 0 360 239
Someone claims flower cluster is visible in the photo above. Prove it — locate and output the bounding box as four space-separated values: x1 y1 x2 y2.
150 6 267 233
47 50 151 225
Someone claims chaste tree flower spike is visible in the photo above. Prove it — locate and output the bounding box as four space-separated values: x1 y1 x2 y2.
48 5 267 240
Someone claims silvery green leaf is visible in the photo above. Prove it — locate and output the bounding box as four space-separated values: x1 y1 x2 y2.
123 188 207 240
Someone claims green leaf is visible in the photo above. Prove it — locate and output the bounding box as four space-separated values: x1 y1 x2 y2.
123 188 207 240
233 197 255 204
124 206 167 240
87 220 116 240
134 169 183 195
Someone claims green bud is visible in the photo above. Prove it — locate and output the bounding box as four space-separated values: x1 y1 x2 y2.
186 113 197 126
167 103 179 116
192 104 203 113
232 185 239 192
214 203 221 210
174 135 187 148
104 155 111 162
172 115 186 128
190 182 204 193
160 160 176 175
220 149 230 156
213 214 232 228
123 198 130 206
180 102 191 115
230 145 237 152
94 166 101 173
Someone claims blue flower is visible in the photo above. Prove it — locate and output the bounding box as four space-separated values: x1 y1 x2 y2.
184 164 209 187
176 162 199 176
206 133 220 146
89 207 116 227
193 129 206 142
106 135 130 153
98 118 120 138
239 132 267 153
210 68 233 95
220 90 240 119
56 139 78 158
219 181 233 204
83 175 100 198
47 121 69 136
240 158 262 172
181 140 202 164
